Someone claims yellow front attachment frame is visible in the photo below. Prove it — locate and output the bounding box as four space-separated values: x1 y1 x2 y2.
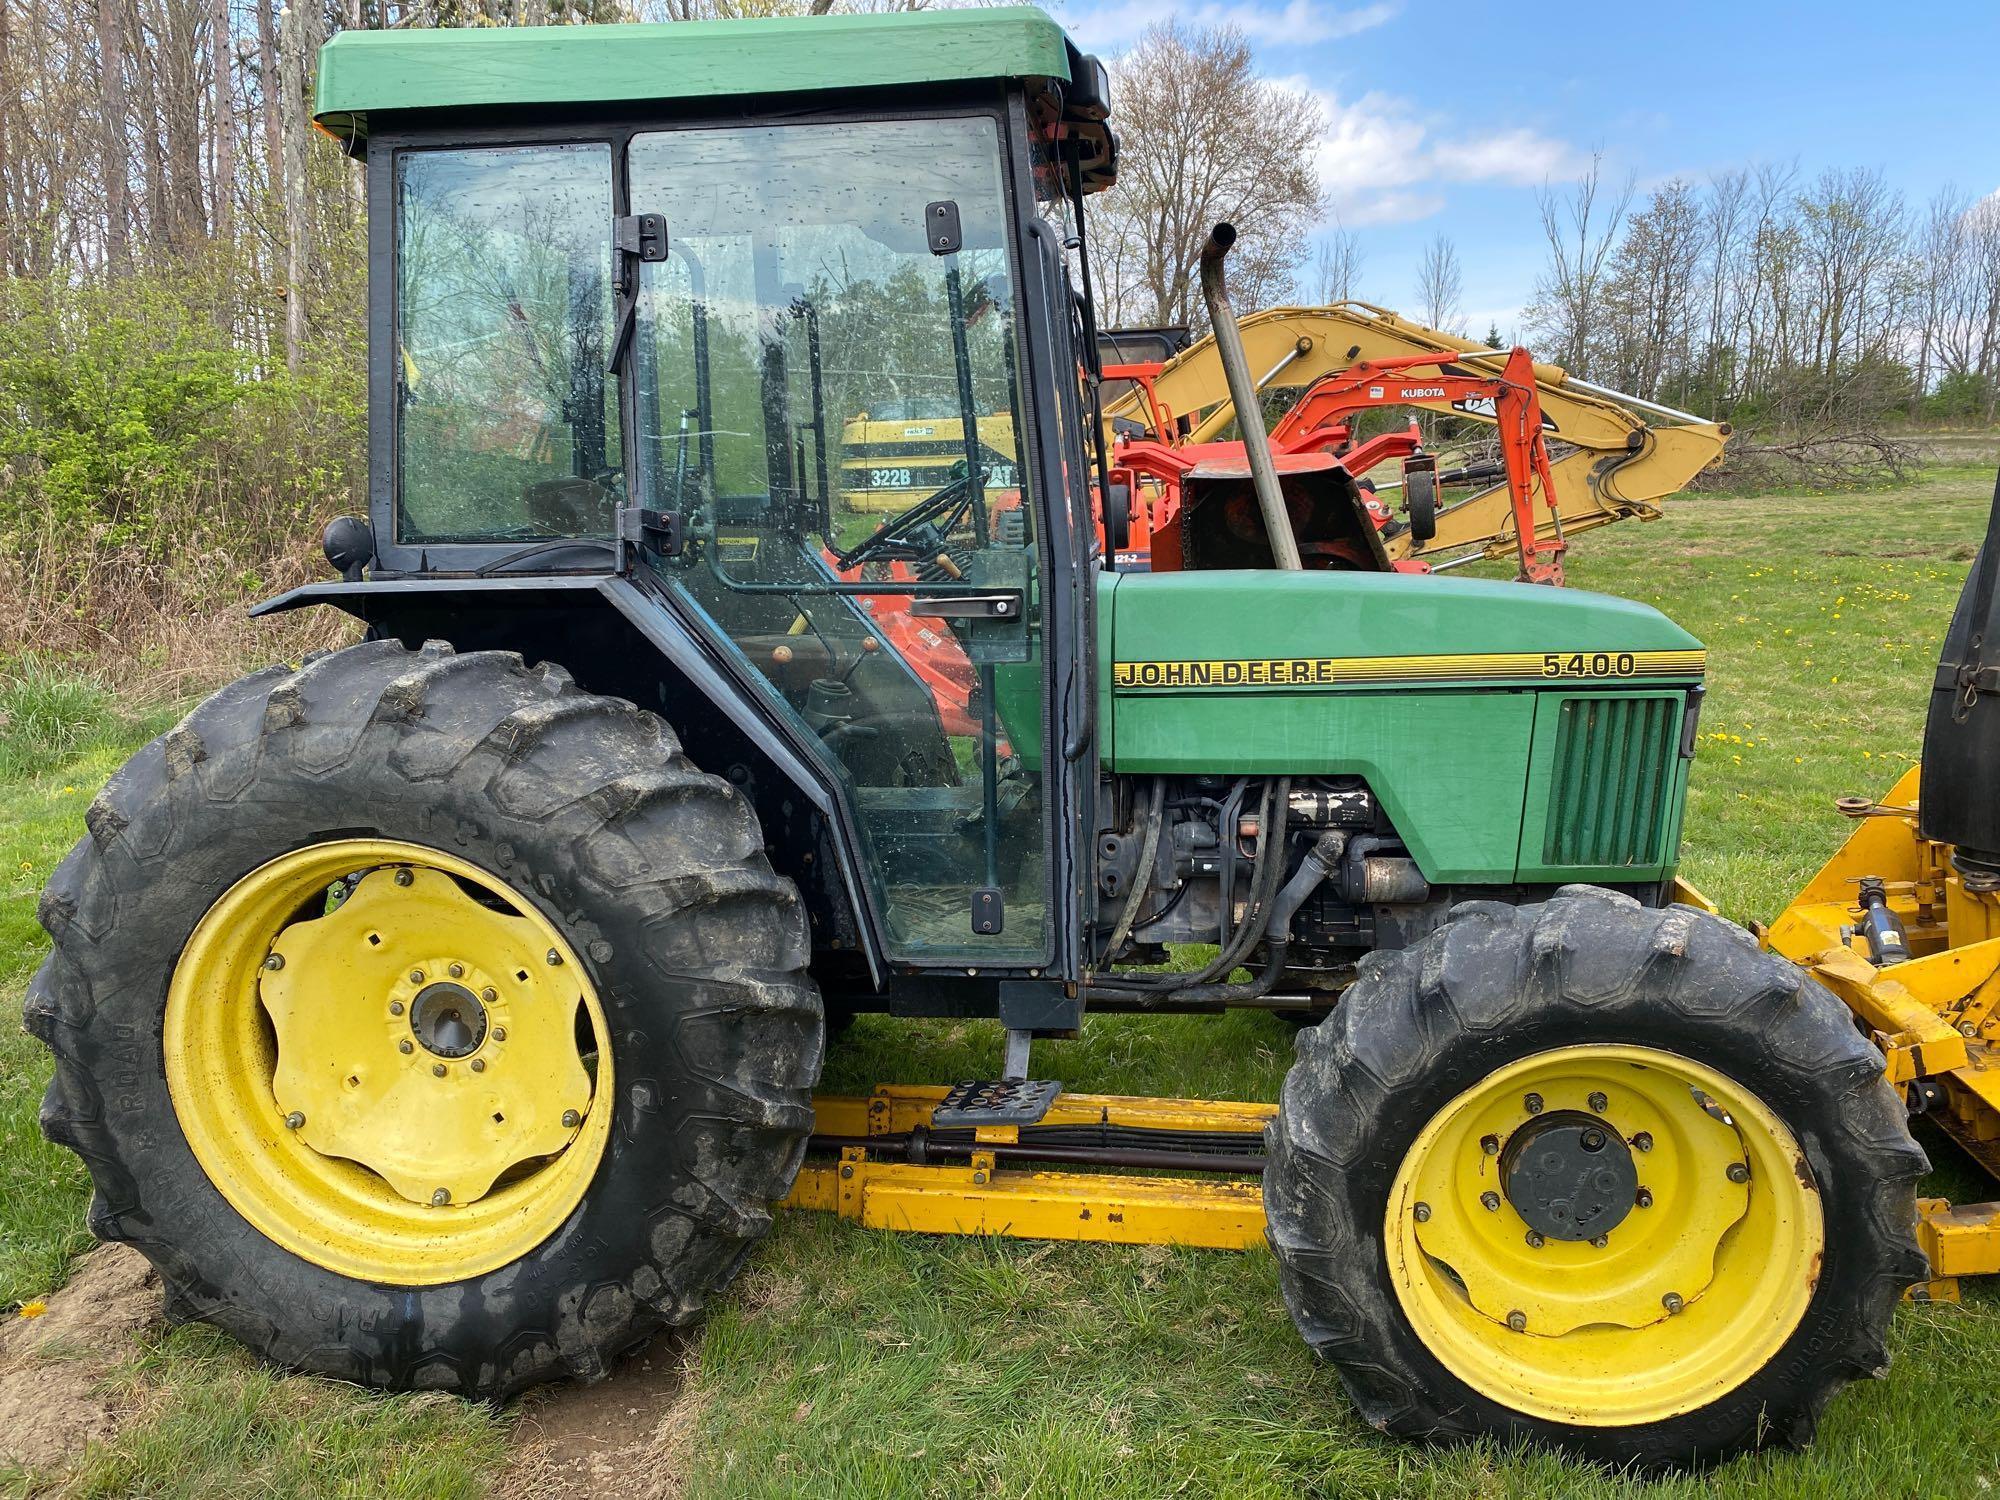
784 1087 1271 1249
789 771 2000 1302
1765 763 2000 1299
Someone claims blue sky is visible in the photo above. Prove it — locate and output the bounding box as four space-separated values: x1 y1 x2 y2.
1045 0 2000 338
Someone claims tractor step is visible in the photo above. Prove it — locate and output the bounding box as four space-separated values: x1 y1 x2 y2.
931 1078 1062 1127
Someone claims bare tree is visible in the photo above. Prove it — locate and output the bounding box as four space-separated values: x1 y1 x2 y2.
1909 186 1967 418
0 0 12 277
1414 233 1462 334
1528 153 1631 370
1697 168 1750 417
210 0 235 240
255 0 281 201
1092 21 1324 329
1312 221 1363 304
95 0 131 271
278 0 321 366
1601 179 1704 402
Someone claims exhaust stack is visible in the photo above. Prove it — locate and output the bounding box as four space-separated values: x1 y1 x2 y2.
1198 223 1301 570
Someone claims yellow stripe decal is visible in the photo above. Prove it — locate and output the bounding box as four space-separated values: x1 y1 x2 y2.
1111 649 1705 690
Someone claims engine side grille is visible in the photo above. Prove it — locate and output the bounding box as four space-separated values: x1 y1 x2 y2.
1542 695 1680 869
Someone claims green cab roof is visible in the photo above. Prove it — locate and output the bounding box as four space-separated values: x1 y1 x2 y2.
315 6 1073 141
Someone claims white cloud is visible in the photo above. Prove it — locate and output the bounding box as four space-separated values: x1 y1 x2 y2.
1054 0 1399 50
1429 128 1578 187
1274 77 1581 226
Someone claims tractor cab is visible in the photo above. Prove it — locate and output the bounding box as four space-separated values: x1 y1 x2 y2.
306 8 1115 973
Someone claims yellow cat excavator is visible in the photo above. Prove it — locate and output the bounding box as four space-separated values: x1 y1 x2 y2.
1104 300 1732 568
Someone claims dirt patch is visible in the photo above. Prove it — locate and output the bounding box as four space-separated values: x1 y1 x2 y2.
495 1329 705 1500
0 1242 162 1472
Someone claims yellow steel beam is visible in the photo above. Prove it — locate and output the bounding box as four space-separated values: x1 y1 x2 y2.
788 827 2000 1289
811 1084 1275 1139
786 1152 1268 1250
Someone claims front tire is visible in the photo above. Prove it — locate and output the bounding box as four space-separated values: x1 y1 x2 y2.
26 640 823 1398
1264 887 1928 1467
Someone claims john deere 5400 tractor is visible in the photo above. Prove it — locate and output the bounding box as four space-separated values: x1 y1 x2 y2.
28 6 1926 1468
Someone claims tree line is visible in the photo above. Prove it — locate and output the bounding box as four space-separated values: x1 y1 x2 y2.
0 3 1990 671
1094 23 2000 439
1528 160 2000 430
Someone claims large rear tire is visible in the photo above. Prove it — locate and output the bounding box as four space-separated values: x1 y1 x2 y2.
26 640 822 1398
1264 886 1928 1467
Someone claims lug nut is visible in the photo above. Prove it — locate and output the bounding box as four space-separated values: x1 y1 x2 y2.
1662 1291 1684 1315
448 962 464 979
562 1109 581 1128
1590 1234 1608 1249
394 868 414 886
546 949 563 967
481 988 497 1004
284 1111 305 1130
492 1026 507 1042
432 1062 447 1077
1481 1191 1501 1212
1481 1134 1500 1155
1523 1093 1544 1115
1636 1187 1654 1209
1587 1091 1608 1113
1506 1310 1527 1333
1633 1131 1654 1152
1525 1230 1546 1249
410 969 425 984
1413 1201 1432 1223
1727 1162 1750 1183
470 1058 486 1073
431 1188 450 1206
389 1000 404 1016
398 1039 414 1054
263 953 285 971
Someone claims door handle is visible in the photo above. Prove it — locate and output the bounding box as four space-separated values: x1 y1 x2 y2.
909 592 1024 621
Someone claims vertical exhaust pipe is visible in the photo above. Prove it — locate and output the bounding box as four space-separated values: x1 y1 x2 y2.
1198 223 1302 570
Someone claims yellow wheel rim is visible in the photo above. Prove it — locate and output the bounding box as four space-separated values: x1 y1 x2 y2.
1384 1044 1823 1427
164 839 614 1286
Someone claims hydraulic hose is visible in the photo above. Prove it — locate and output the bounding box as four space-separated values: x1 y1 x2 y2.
1198 223 1301 570
1166 826 1346 1005
1085 778 1295 1003
1097 777 1167 968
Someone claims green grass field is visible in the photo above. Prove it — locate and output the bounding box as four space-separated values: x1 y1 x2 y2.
6 470 2000 1497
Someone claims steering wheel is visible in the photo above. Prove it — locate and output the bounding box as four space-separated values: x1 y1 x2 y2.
835 469 979 571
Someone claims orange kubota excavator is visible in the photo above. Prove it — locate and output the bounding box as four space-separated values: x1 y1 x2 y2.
1101 300 1733 583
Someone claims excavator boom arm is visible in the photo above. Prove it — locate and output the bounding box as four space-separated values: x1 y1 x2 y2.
1108 302 1730 561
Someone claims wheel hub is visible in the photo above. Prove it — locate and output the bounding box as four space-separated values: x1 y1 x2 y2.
410 981 488 1058
1398 1048 1773 1338
1501 1110 1637 1242
256 863 595 1208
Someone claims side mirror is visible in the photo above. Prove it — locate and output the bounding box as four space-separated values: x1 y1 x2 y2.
1068 53 1111 123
